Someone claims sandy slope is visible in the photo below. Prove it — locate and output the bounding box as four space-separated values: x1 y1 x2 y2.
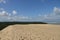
0 24 60 40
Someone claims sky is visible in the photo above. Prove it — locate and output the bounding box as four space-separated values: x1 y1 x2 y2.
0 0 60 23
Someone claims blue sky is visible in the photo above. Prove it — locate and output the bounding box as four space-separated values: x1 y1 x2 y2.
0 0 60 23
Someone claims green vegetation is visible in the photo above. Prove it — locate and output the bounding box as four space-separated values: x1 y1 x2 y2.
0 22 47 30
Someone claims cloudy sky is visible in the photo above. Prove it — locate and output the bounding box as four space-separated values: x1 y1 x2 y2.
0 0 60 23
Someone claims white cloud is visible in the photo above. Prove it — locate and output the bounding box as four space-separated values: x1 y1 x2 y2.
8 13 11 16
0 16 32 21
0 7 60 23
53 7 60 15
0 10 8 16
45 7 60 19
0 8 12 17
12 10 17 15
3 0 6 3
0 0 6 4
37 7 60 23
45 7 60 23
0 8 32 21
10 16 30 21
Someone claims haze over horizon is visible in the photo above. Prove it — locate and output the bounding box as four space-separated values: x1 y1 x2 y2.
0 0 60 23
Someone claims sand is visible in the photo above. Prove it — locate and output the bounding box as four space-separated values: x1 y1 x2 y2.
0 24 60 40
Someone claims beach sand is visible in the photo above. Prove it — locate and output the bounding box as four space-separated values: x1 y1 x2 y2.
0 24 60 40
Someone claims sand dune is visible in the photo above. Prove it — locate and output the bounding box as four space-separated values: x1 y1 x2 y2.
0 24 60 40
